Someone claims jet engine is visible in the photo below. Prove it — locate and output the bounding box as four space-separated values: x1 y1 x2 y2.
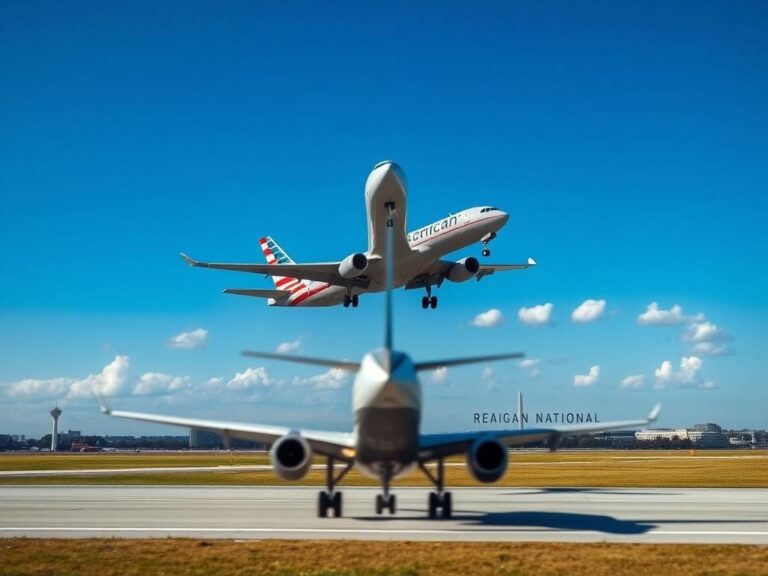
270 434 313 481
338 253 369 279
466 437 508 483
446 257 480 283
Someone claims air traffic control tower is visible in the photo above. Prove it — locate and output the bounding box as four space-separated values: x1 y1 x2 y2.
50 406 62 451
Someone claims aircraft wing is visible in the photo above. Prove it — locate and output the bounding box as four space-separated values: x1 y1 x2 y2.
100 402 356 461
476 258 537 281
180 253 370 288
417 405 660 461
403 258 536 290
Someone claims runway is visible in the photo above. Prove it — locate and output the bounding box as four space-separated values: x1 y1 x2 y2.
1 486 766 544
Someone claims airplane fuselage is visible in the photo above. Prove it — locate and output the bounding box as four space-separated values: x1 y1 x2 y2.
352 348 422 480
270 161 509 306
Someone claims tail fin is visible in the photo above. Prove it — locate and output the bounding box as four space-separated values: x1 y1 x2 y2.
259 236 307 292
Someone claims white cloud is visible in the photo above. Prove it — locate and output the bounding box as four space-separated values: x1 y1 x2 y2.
168 328 208 350
227 367 274 390
481 367 495 381
574 365 600 387
637 303 704 326
518 358 541 379
518 303 553 326
8 356 131 400
275 339 301 354
472 309 504 327
620 374 646 389
654 356 711 389
132 372 191 396
430 366 449 383
571 299 606 323
682 321 732 356
292 367 350 390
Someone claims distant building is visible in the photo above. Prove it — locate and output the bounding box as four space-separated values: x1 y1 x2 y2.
635 428 689 442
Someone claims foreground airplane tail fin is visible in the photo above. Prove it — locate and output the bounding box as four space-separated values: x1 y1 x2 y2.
259 236 309 293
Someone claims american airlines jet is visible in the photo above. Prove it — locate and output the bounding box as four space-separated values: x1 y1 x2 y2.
102 208 660 519
180 161 536 308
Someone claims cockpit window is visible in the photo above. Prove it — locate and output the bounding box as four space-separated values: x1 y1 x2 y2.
480 207 498 213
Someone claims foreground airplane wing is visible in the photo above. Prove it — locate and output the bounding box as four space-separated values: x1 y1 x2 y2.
404 258 536 290
100 402 356 461
417 404 661 460
180 253 370 288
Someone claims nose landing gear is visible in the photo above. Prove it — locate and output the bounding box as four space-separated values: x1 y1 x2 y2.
480 231 497 257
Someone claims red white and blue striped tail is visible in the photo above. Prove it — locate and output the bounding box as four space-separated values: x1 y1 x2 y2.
259 236 307 294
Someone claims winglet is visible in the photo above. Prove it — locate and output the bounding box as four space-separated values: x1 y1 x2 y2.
96 392 111 415
527 257 537 267
648 403 662 422
180 253 200 267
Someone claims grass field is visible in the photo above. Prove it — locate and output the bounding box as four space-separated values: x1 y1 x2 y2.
1 450 767 487
2 539 767 576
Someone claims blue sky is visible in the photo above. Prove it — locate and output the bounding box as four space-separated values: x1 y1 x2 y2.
1 1 766 437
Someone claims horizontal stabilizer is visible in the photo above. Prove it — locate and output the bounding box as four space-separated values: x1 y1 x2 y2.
241 350 361 372
223 289 291 299
415 352 524 372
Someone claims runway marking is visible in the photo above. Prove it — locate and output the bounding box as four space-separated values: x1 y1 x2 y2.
2 527 767 538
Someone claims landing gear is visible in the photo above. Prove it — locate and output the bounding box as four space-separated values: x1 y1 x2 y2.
317 456 353 518
343 293 359 308
419 458 452 518
375 469 397 515
375 493 396 515
385 201 396 228
480 232 496 257
420 277 438 309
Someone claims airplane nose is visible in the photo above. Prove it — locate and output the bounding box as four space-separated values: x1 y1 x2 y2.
498 210 509 226
366 161 407 196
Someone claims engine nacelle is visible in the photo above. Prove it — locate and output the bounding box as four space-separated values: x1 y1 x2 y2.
446 257 480 283
466 437 508 483
270 434 313 481
338 253 368 279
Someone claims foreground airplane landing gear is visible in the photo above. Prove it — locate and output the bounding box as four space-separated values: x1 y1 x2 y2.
318 456 353 518
481 231 496 257
419 458 453 518
376 470 397 515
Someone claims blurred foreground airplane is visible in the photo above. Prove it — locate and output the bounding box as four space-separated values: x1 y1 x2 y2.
102 203 660 518
181 161 536 308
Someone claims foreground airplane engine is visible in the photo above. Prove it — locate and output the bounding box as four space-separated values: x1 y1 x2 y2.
270 434 313 481
338 253 368 278
446 257 480 282
466 437 508 483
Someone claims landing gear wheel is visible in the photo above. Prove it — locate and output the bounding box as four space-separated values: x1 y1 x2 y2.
375 494 395 514
343 295 351 308
421 296 429 309
442 492 452 519
482 248 490 257
430 296 438 309
318 491 330 518
332 491 343 517
428 492 438 518
351 294 359 308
